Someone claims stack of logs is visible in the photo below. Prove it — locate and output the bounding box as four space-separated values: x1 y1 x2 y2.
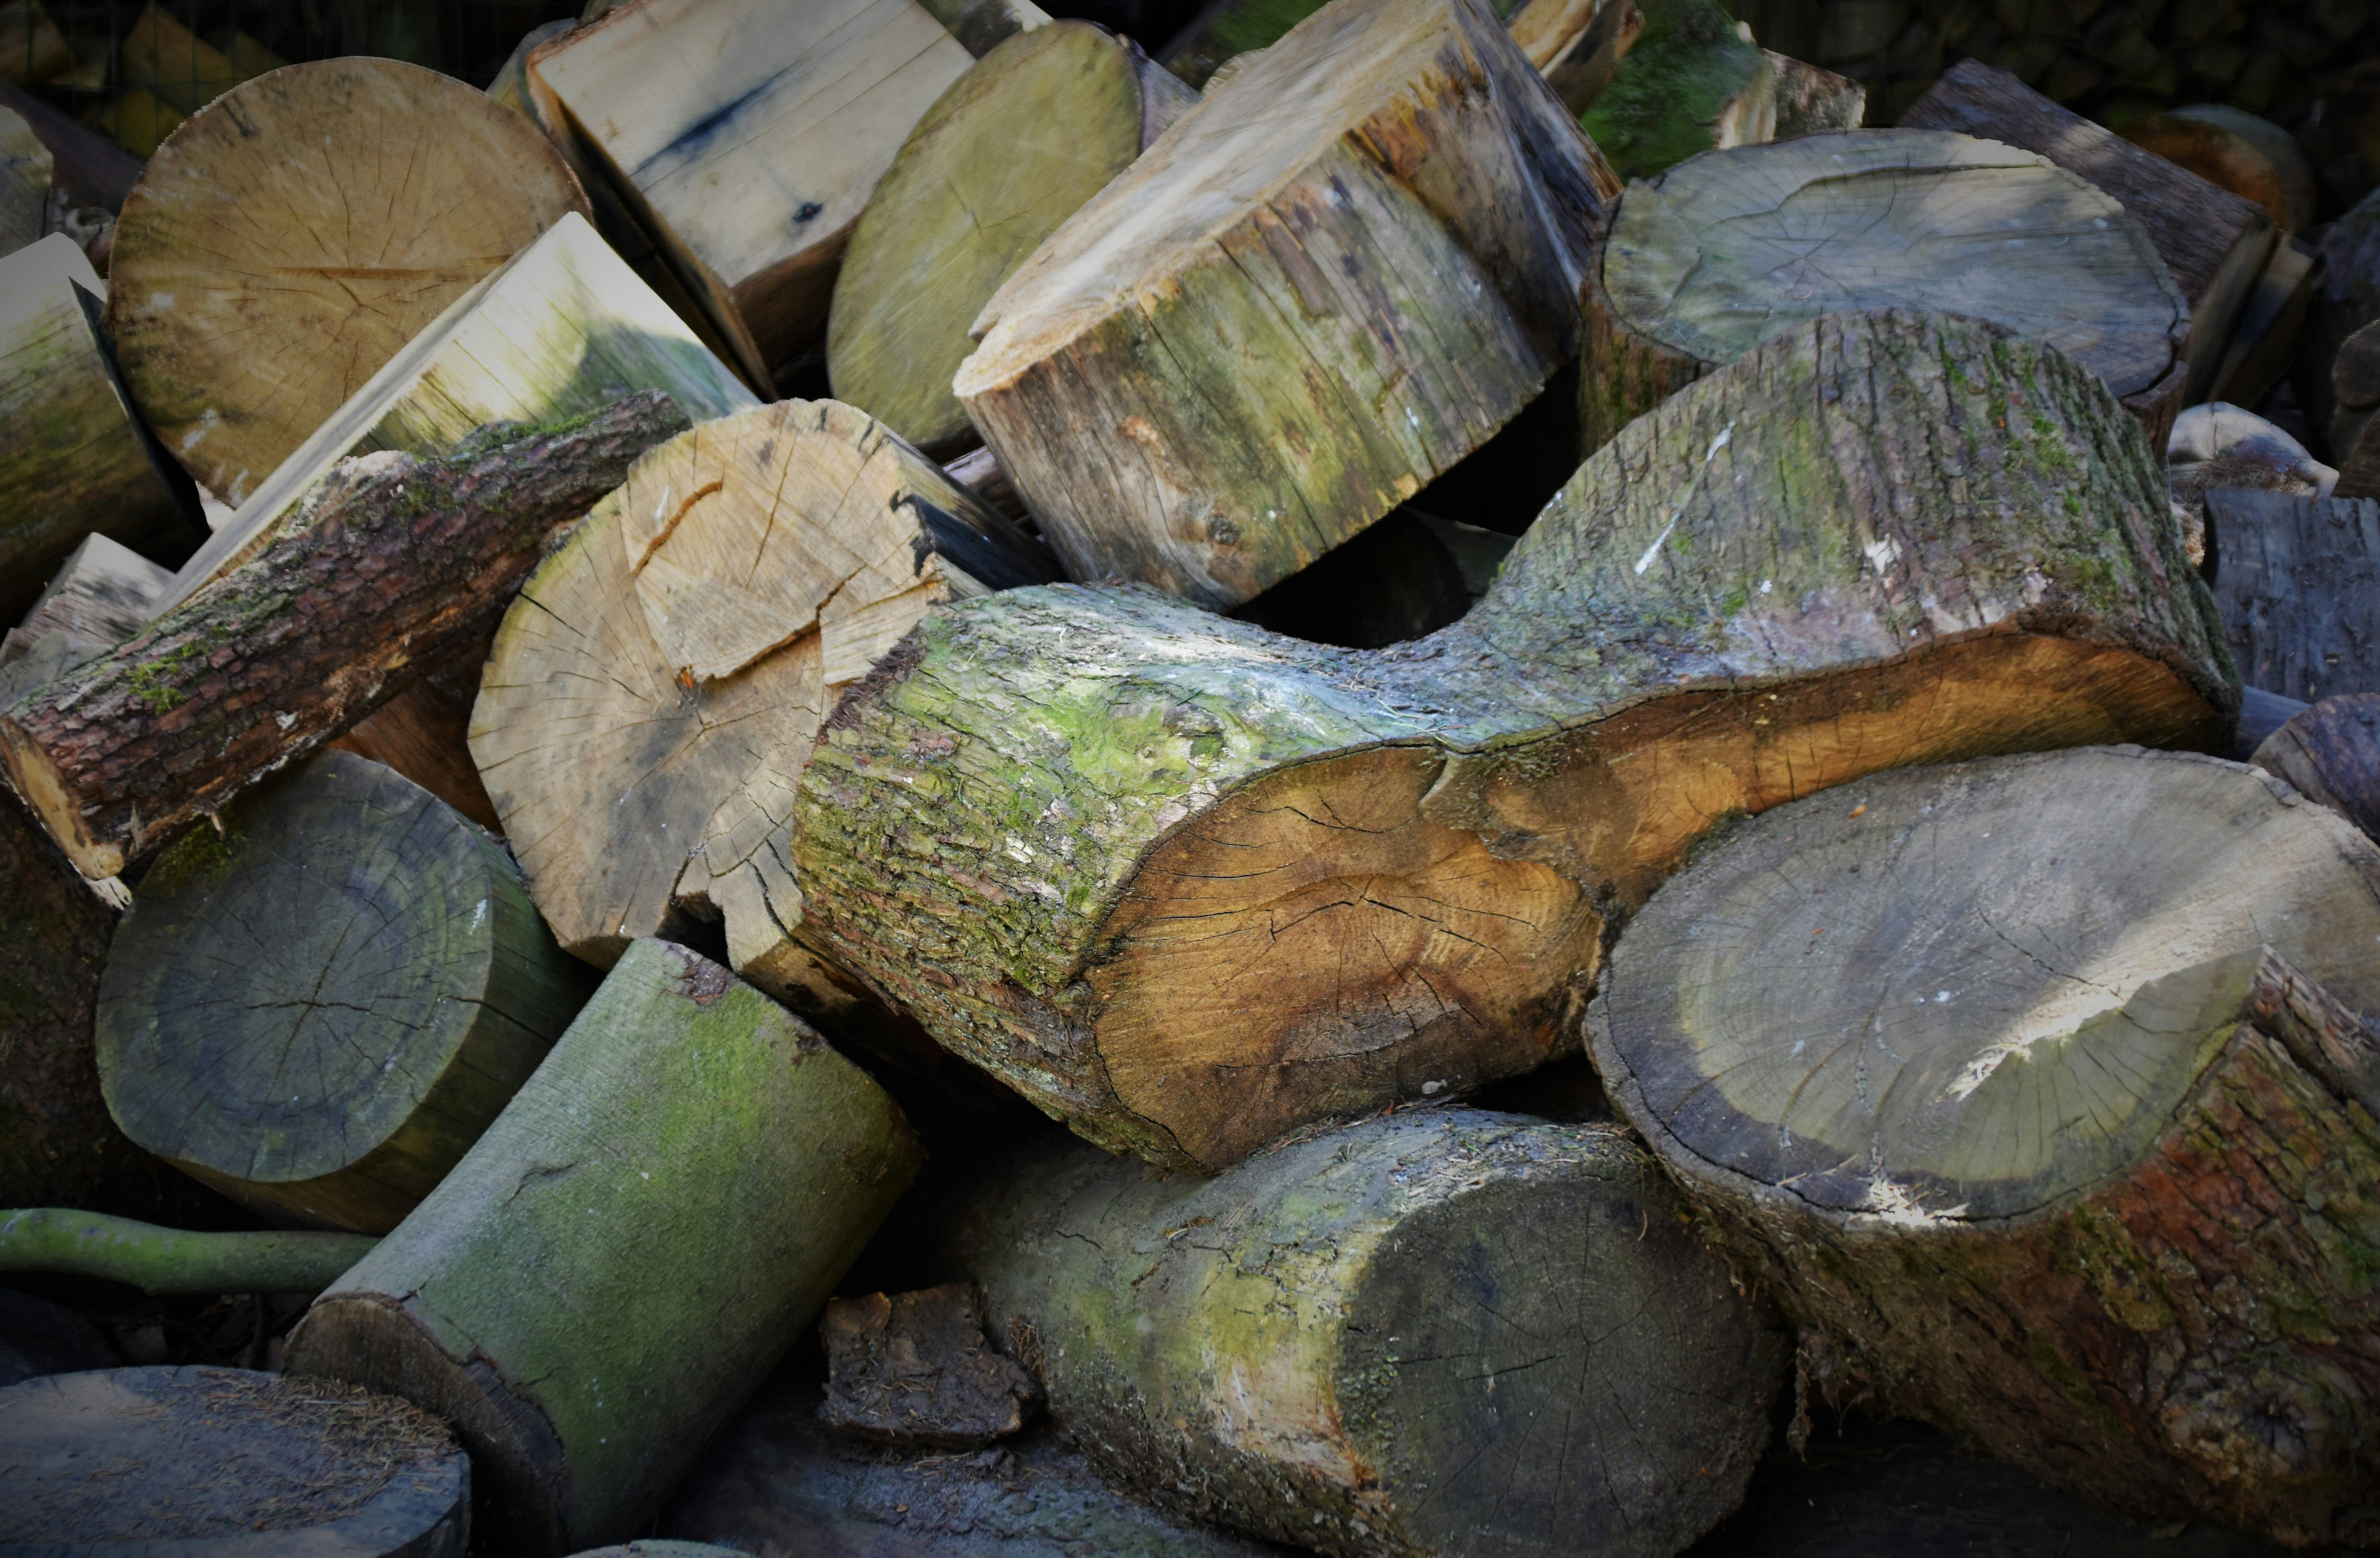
0 0 2377 1554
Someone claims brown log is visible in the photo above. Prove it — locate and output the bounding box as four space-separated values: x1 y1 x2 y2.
816 1283 1040 1449
0 391 691 882
2254 694 2380 843
2122 104 2319 234
328 637 502 834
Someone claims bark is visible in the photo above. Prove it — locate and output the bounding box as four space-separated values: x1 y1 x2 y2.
287 938 922 1556
2205 488 2380 705
818 1283 1042 1449
103 57 590 508
1575 0 1861 182
0 103 45 255
1580 130 2189 458
827 20 1195 459
0 391 691 882
2253 694 2380 843
1900 59 2276 406
790 309 2235 1172
95 749 593 1234
927 1108 1789 1558
0 1209 376 1294
957 0 1617 610
1589 747 2380 1548
0 1365 466 1552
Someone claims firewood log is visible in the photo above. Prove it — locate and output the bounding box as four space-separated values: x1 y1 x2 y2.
0 0 65 86
1900 60 2275 407
2331 319 2380 492
2207 234 2318 411
103 58 591 508
488 16 575 113
0 103 43 255
5 533 169 667
826 20 1195 459
0 1209 375 1294
2253 694 2380 844
0 392 690 883
95 749 593 1233
287 938 922 1556
157 210 755 614
0 78 137 212
1577 0 1861 182
87 87 182 159
790 310 2235 1171
0 1367 466 1551
2122 104 2318 234
1580 130 2189 458
471 397 1055 1015
118 3 247 115
2204 488 2380 703
916 0 1050 56
329 638 502 834
928 1109 1789 1558
0 234 200 624
958 0 1616 611
2297 187 2380 459
525 0 978 389
1509 0 1641 111
816 1283 1041 1449
1587 746 2380 1548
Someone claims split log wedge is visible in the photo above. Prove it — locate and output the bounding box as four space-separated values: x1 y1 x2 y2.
470 397 1056 1006
1577 0 1861 182
0 391 691 882
2205 488 2380 704
1580 130 2188 457
1588 746 2380 1548
930 1109 1789 1558
0 1209 376 1295
0 103 46 254
287 938 922 1556
104 58 590 506
955 0 1618 610
95 750 593 1233
791 309 2235 1172
826 19 1195 458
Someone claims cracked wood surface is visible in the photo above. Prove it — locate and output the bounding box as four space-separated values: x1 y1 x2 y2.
1590 747 2380 1546
792 309 2234 1172
103 58 590 508
286 938 921 1556
928 1108 1787 1558
93 749 592 1234
953 0 1617 610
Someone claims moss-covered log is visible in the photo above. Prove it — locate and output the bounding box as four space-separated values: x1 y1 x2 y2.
0 1209 376 1295
956 0 1616 610
1575 0 1859 181
287 939 922 1556
1579 130 2188 457
929 1108 1788 1557
0 392 690 882
1589 747 2380 1548
792 309 2233 1171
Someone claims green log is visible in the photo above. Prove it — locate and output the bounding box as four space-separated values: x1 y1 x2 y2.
1574 0 1857 179
0 1208 376 1294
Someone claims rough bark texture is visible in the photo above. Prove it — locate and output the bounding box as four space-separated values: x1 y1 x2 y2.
286 939 922 1557
104 58 590 507
1580 130 2189 458
0 1366 466 1552
0 1209 376 1294
818 1283 1043 1449
2253 693 2380 843
95 750 593 1234
791 309 2234 1172
0 391 691 882
2205 488 2380 705
1589 747 2380 1548
1576 0 1861 182
955 0 1617 610
1899 59 2275 405
927 1109 1788 1558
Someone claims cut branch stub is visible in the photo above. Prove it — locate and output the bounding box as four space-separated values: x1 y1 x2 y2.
792 308 2235 1172
955 0 1617 610
470 397 1056 1006
1580 129 2189 457
1589 746 2380 1548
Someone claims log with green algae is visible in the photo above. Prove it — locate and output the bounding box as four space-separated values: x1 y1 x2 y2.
790 308 2236 1174
0 1208 376 1294
1573 0 1859 180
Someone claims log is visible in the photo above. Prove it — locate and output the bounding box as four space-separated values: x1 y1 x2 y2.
157 209 756 614
329 639 503 834
1586 746 2380 1547
488 16 576 114
791 310 2234 1171
3 531 171 665
0 234 201 624
914 0 1052 57
470 397 1056 1004
87 87 183 159
0 1366 467 1552
0 78 139 212
1579 130 2189 459
2122 104 2319 234
0 103 43 255
2253 694 2380 843
0 1209 376 1294
2204 488 2380 704
287 938 922 1556
1900 59 2276 407
928 1109 1789 1557
118 2 248 115
2297 186 2380 458
0 0 64 86
525 0 978 389
103 58 591 508
95 748 593 1233
1510 0 1642 112
2206 233 2318 411
1576 0 1862 182
957 0 1617 611
825 20 1195 459
0 391 691 883
817 1283 1042 1448
2165 402 2334 568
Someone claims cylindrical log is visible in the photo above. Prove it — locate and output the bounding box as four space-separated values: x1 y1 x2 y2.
955 0 1617 610
1576 0 1861 182
286 938 922 1556
827 19 1194 459
1579 130 2189 457
0 391 690 882
2204 488 2380 704
1588 746 2380 1548
2122 105 2318 234
103 58 590 507
793 310 2234 1171
928 1108 1788 1557
2253 693 2380 842
470 397 1055 1008
0 1208 376 1294
0 77 140 212
95 749 593 1232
